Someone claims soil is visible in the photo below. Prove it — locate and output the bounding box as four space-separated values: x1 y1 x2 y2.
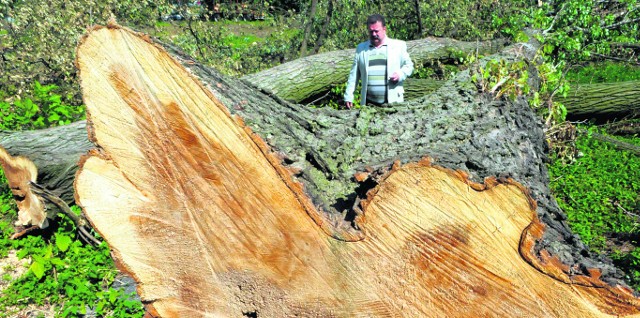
0 250 55 317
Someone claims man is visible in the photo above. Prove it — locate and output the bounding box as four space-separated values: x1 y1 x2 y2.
344 14 414 108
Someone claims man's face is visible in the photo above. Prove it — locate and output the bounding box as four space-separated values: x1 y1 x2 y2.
368 21 386 46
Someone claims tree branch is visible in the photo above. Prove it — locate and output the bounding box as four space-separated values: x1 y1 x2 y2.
591 52 640 65
30 182 101 246
605 17 640 30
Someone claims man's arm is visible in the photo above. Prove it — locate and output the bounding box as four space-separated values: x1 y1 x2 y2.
389 41 413 83
343 48 360 108
398 41 413 81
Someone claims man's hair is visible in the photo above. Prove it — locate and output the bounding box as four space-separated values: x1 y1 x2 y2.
366 14 385 27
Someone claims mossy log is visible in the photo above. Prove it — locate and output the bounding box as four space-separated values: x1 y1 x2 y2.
242 37 508 103
2 24 640 317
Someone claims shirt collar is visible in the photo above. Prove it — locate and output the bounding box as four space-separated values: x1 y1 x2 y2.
369 38 388 49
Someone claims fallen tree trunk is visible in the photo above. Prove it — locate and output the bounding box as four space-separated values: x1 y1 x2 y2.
561 80 640 121
0 121 92 204
403 79 640 119
71 24 640 317
403 78 446 100
2 24 639 316
601 119 640 135
242 37 508 103
578 128 640 156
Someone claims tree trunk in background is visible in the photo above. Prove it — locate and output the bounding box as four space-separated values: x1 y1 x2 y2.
242 37 509 103
311 0 333 55
71 24 640 317
404 78 446 100
602 119 640 135
414 0 424 36
560 80 640 121
299 0 318 57
404 79 640 120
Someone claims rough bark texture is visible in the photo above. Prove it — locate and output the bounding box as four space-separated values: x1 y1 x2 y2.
404 78 446 100
561 80 640 121
242 37 508 103
402 79 640 119
71 24 640 317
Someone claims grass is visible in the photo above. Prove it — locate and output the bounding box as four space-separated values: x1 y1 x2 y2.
142 18 299 76
548 126 640 289
0 173 144 317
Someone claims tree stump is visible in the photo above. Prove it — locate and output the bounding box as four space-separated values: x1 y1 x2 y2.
68 24 640 317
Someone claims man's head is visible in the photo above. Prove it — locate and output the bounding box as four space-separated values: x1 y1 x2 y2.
366 14 386 47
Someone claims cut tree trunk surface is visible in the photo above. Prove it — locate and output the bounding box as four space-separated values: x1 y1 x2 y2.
0 146 46 228
72 24 640 317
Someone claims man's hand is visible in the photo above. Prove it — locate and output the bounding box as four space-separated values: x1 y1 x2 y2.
345 101 353 109
389 72 401 83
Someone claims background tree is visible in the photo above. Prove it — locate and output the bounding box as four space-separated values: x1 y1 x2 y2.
0 0 171 102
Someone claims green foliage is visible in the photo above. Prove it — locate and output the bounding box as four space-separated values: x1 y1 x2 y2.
493 0 639 65
0 81 85 131
612 247 640 289
548 126 640 288
298 0 532 55
470 54 569 125
472 58 532 100
158 18 299 76
0 172 143 317
312 82 361 110
566 61 640 84
1 0 173 102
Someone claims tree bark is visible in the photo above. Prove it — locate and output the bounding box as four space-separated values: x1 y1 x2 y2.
311 0 333 55
601 119 640 135
404 79 640 119
404 78 446 100
242 37 509 103
561 80 640 121
299 0 318 57
414 0 423 36
0 121 92 204
68 24 640 317
578 128 640 156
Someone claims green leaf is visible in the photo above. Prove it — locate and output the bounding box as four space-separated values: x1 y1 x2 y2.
48 113 60 122
50 257 66 267
30 261 46 279
56 234 73 252
109 289 118 303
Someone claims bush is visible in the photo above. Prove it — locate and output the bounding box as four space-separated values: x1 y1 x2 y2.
1 0 172 103
548 126 640 289
0 81 85 131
